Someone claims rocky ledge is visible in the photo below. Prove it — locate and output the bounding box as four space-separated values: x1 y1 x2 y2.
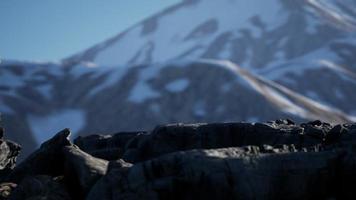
1 119 356 199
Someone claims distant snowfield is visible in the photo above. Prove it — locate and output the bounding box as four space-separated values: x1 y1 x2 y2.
87 0 285 66
27 109 86 145
165 78 190 92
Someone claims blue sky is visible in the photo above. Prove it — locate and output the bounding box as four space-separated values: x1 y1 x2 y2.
0 0 179 61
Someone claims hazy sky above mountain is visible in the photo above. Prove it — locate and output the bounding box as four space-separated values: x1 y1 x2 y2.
0 0 180 61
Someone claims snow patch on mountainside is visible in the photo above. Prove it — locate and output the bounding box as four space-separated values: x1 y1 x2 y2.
95 27 145 66
79 0 285 66
165 78 190 92
128 64 162 103
69 64 130 96
258 40 356 83
128 60 194 103
200 59 356 122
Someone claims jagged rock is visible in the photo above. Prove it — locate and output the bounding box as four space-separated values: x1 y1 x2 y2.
74 120 336 163
6 129 72 183
87 159 132 200
8 175 71 200
87 146 342 200
0 128 21 180
121 120 322 163
325 124 349 145
62 145 108 199
0 128 21 170
1 120 356 199
332 124 356 145
301 120 333 140
74 131 144 160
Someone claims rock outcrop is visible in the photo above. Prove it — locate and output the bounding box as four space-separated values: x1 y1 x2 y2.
1 119 356 199
0 128 21 180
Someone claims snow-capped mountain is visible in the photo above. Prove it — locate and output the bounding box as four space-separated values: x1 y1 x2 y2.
65 0 356 67
1 0 356 157
65 0 356 115
0 58 353 158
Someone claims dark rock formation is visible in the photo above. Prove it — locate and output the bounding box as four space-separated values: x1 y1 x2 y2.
1 120 356 199
76 120 327 163
8 176 71 200
88 146 340 200
6 129 72 183
0 128 21 180
74 131 145 161
86 159 132 200
63 145 108 199
0 128 20 170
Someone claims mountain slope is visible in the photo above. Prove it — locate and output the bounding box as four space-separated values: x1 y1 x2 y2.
1 59 354 158
64 0 356 116
64 0 356 70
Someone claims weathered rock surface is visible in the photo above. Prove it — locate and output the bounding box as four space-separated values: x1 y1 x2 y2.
0 128 20 169
76 119 330 163
74 131 145 161
8 176 71 200
63 145 108 199
6 129 72 183
86 159 132 200
0 128 21 181
1 120 356 199
88 146 341 200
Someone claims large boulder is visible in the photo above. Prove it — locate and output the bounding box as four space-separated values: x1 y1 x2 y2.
6 129 72 183
62 145 108 199
89 120 327 163
1 120 356 199
8 175 71 200
0 128 21 181
86 159 132 200
88 145 342 200
74 131 144 161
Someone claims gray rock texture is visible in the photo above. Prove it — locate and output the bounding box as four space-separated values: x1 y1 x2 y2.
6 129 72 183
0 128 21 180
8 176 71 200
88 147 340 200
63 145 108 199
1 120 356 199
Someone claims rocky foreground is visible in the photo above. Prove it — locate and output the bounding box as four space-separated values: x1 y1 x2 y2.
0 119 356 199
